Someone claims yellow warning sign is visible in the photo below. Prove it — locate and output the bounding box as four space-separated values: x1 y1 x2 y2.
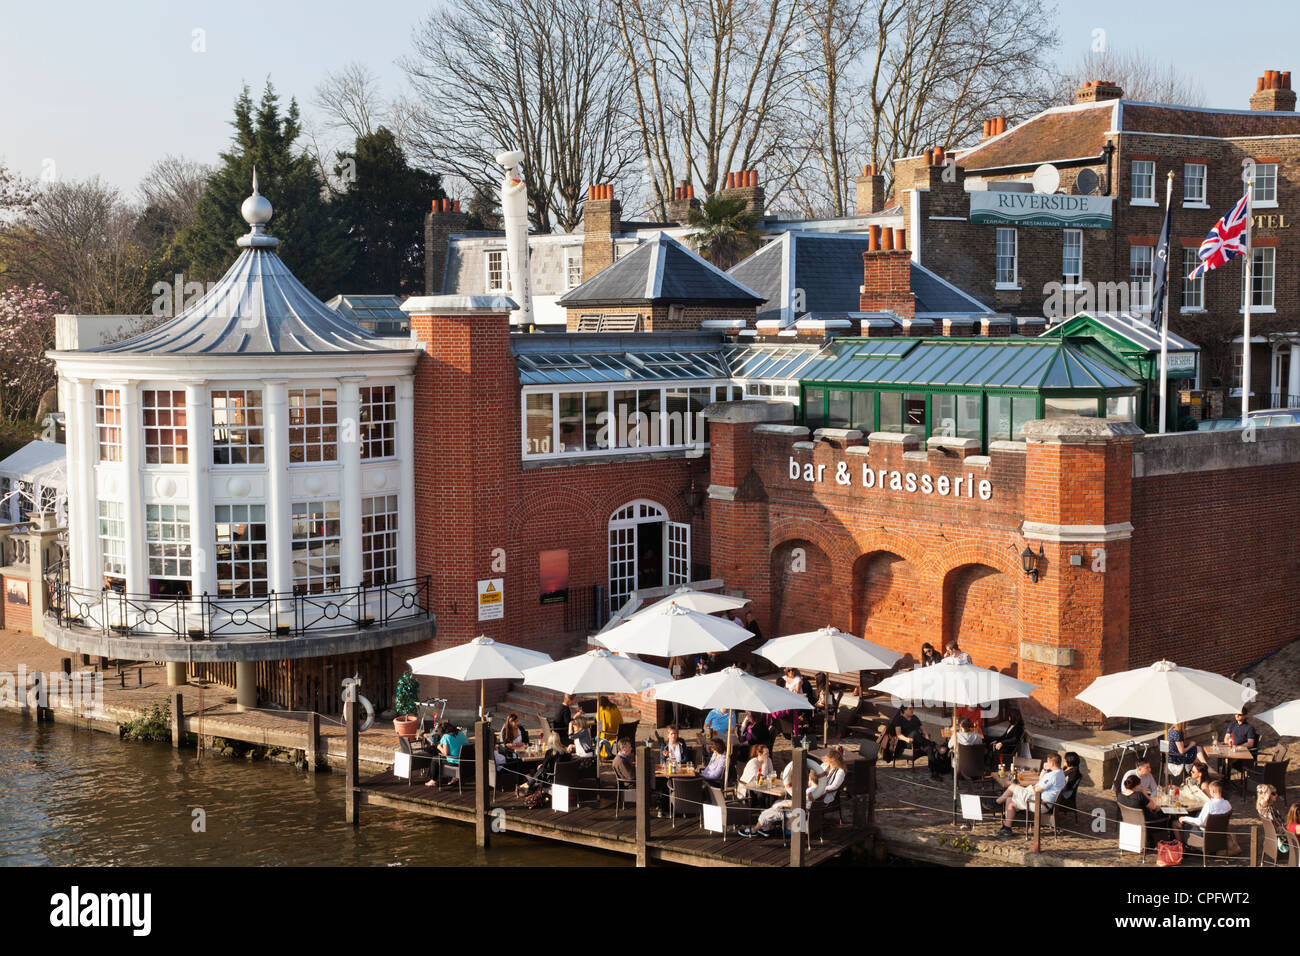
477 578 504 621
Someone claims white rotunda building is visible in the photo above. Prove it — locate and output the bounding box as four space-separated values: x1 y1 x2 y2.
48 177 429 705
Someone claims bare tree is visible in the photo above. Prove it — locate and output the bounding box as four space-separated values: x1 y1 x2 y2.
402 0 640 233
313 61 386 139
138 154 211 240
1057 48 1207 106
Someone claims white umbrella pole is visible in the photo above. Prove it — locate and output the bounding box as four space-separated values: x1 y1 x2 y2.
479 680 485 721
725 710 733 791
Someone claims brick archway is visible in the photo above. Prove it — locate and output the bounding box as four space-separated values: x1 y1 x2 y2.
851 550 924 663
769 537 834 638
942 562 1019 675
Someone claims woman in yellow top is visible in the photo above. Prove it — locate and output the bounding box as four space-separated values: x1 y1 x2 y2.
597 695 623 745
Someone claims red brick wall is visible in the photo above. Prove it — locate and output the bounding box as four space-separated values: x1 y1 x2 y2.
1130 460 1300 675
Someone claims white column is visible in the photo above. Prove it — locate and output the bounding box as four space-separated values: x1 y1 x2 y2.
1289 344 1300 405
338 377 363 589
184 381 213 598
264 380 292 597
396 376 415 581
70 380 96 590
120 385 147 595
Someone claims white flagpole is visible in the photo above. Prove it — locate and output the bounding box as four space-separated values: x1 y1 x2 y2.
1242 165 1255 424
1159 171 1173 434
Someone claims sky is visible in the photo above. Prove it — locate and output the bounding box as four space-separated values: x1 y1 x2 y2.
2 0 1298 197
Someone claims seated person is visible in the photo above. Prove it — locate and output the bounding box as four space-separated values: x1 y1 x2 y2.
994 753 1065 836
888 705 948 779
737 712 773 749
1166 722 1209 772
499 713 529 748
612 738 636 784
951 716 983 748
943 642 972 664
739 751 846 838
737 744 775 799
1172 779 1231 843
597 695 623 749
517 732 572 794
1060 751 1083 808
1287 803 1300 836
568 715 596 757
427 722 468 787
1222 711 1258 752
1117 771 1169 847
984 708 1025 769
660 725 689 765
699 738 727 786
703 707 732 740
954 705 984 734
1185 760 1221 792
919 642 942 667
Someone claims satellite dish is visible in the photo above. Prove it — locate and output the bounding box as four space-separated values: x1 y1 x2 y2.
1075 168 1099 196
1032 163 1061 195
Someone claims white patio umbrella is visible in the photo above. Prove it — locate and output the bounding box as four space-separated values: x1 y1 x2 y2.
638 586 750 617
407 635 553 720
871 657 1038 824
522 649 673 784
757 626 901 743
651 665 813 788
598 601 754 658
1077 659 1258 788
1253 700 1300 738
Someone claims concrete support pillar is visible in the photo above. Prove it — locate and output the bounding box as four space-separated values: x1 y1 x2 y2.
235 660 256 711
166 662 187 687
72 380 98 590
1289 344 1300 403
263 381 292 598
184 382 213 599
396 376 416 581
339 377 364 589
120 385 146 596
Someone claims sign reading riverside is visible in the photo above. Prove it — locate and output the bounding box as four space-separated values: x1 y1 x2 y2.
969 191 1113 229
789 457 993 500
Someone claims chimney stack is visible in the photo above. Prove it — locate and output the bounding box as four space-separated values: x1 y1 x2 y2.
582 183 623 281
1074 80 1124 105
1250 69 1296 111
424 196 470 294
721 169 766 219
855 163 886 215
859 226 914 326
667 180 699 224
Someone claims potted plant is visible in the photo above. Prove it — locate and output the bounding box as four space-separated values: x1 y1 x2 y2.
392 670 420 738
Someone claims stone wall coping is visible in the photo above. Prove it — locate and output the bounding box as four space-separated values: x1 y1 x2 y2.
926 435 980 451
792 441 816 451
845 445 871 457
965 455 992 467
902 451 928 462
1022 416 1145 443
988 440 1028 454
813 427 864 442
702 400 794 424
1132 425 1300 477
867 431 922 447
754 424 810 437
401 294 517 314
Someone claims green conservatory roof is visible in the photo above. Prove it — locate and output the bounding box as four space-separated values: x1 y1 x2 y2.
798 337 1139 391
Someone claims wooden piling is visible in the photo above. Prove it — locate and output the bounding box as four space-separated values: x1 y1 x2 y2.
474 720 492 848
790 748 806 868
171 692 183 748
344 698 360 825
305 711 320 772
635 745 650 867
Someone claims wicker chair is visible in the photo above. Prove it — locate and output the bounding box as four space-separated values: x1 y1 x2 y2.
1183 812 1233 866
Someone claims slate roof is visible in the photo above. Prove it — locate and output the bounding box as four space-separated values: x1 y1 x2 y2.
556 233 763 307
728 231 990 325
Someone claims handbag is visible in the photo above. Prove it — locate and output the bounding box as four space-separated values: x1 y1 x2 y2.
1156 840 1183 867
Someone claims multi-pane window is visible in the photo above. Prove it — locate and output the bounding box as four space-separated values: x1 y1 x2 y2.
565 249 583 289
1182 248 1204 309
291 500 341 594
1242 247 1276 309
1131 160 1155 202
1130 245 1154 312
524 385 729 458
1252 163 1278 204
95 388 123 462
486 250 507 292
288 388 338 464
142 390 188 465
361 494 399 586
1062 230 1083 286
214 504 268 599
1183 163 1207 204
995 228 1017 286
987 395 1039 443
359 385 396 460
211 389 264 465
145 504 191 580
98 500 126 579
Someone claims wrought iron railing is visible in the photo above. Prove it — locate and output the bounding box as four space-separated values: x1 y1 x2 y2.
43 561 431 642
1264 392 1300 409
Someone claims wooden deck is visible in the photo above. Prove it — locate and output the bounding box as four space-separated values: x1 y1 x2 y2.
357 772 867 867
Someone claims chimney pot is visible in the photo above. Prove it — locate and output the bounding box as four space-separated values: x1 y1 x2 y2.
687 184 694 198
895 228 906 250
868 224 881 251
1257 76 1266 92
880 227 894 251
1283 71 1292 90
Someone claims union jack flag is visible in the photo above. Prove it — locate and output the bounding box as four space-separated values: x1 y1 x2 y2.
1188 193 1249 280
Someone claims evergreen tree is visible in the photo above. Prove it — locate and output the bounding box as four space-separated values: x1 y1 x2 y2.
686 193 762 270
331 127 443 294
179 82 353 297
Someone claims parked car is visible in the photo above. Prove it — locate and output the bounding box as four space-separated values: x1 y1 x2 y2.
1196 418 1243 431
1246 408 1300 427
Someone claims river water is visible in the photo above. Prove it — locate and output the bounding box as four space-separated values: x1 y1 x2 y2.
0 713 621 867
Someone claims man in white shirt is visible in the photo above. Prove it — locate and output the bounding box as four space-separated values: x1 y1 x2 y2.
995 753 1066 836
1173 779 1232 841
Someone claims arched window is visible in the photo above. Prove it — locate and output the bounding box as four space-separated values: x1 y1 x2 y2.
608 499 690 614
